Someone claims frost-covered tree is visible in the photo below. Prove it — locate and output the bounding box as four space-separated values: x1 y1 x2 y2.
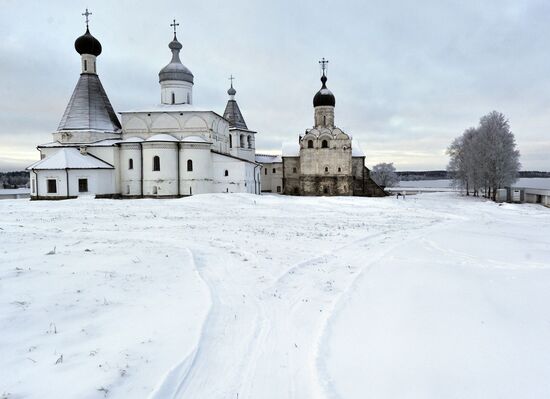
371 162 399 188
447 111 520 199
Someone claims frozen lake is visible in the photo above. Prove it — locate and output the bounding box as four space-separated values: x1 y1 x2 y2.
399 177 550 189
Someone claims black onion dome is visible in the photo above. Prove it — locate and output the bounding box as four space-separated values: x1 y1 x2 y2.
313 75 335 107
228 84 236 96
75 28 102 56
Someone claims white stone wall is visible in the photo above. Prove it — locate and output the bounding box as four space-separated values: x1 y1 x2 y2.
142 143 179 196
32 169 115 198
260 162 283 193
119 144 143 196
179 144 213 195
160 80 193 105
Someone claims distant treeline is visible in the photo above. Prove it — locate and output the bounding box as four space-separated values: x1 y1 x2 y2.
397 170 550 181
1 171 29 189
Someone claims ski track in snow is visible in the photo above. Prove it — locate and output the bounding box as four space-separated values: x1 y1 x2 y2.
150 203 456 398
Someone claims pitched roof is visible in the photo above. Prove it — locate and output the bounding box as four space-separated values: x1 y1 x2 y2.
223 100 248 130
58 74 121 132
255 154 282 163
27 148 114 170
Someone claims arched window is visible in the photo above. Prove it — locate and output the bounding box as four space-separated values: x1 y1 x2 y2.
153 156 160 171
272 168 276 173
240 134 245 148
323 115 326 125
229 134 233 148
338 167 341 172
84 59 88 71
129 158 134 170
264 168 267 175
187 159 193 172
322 140 328 148
308 140 313 148
325 167 329 172
171 92 175 104
247 135 252 149
224 170 229 177
323 187 328 194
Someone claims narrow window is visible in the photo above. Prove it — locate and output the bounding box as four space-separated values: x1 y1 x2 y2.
323 115 326 125
264 168 267 175
224 170 229 177
229 134 233 148
84 59 88 71
126 185 130 195
247 135 252 149
323 187 328 194
293 167 297 173
152 186 158 194
338 167 341 172
78 178 88 193
240 134 245 148
325 167 329 172
322 140 328 148
190 187 193 195
276 186 281 193
129 158 134 170
272 168 276 174
47 179 57 194
171 92 175 104
187 159 193 172
308 140 313 148
153 156 160 171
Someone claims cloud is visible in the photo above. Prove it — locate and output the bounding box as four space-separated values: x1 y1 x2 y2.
1 0 549 171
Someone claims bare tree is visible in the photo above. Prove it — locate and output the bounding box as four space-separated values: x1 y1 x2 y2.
447 111 520 200
371 163 399 188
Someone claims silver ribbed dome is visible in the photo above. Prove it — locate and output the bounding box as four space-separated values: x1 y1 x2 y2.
158 34 194 84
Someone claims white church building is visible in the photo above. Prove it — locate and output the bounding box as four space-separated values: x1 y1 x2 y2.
28 16 260 200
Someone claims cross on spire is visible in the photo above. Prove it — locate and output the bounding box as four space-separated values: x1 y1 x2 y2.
170 19 180 36
319 57 329 76
82 8 92 28
229 74 235 87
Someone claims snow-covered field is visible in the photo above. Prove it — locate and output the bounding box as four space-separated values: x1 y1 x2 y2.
1 193 549 399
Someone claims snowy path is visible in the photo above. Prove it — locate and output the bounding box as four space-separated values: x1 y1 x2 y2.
149 197 453 399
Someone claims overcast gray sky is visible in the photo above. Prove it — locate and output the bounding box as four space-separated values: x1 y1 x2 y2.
1 0 549 171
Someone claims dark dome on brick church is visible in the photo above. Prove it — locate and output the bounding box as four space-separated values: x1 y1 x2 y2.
75 28 102 56
313 75 335 107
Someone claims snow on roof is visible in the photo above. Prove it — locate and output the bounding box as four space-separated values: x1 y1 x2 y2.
27 148 114 170
39 139 120 148
145 134 179 142
281 141 300 157
119 104 222 118
120 136 144 143
255 154 282 163
352 139 365 157
181 135 210 143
